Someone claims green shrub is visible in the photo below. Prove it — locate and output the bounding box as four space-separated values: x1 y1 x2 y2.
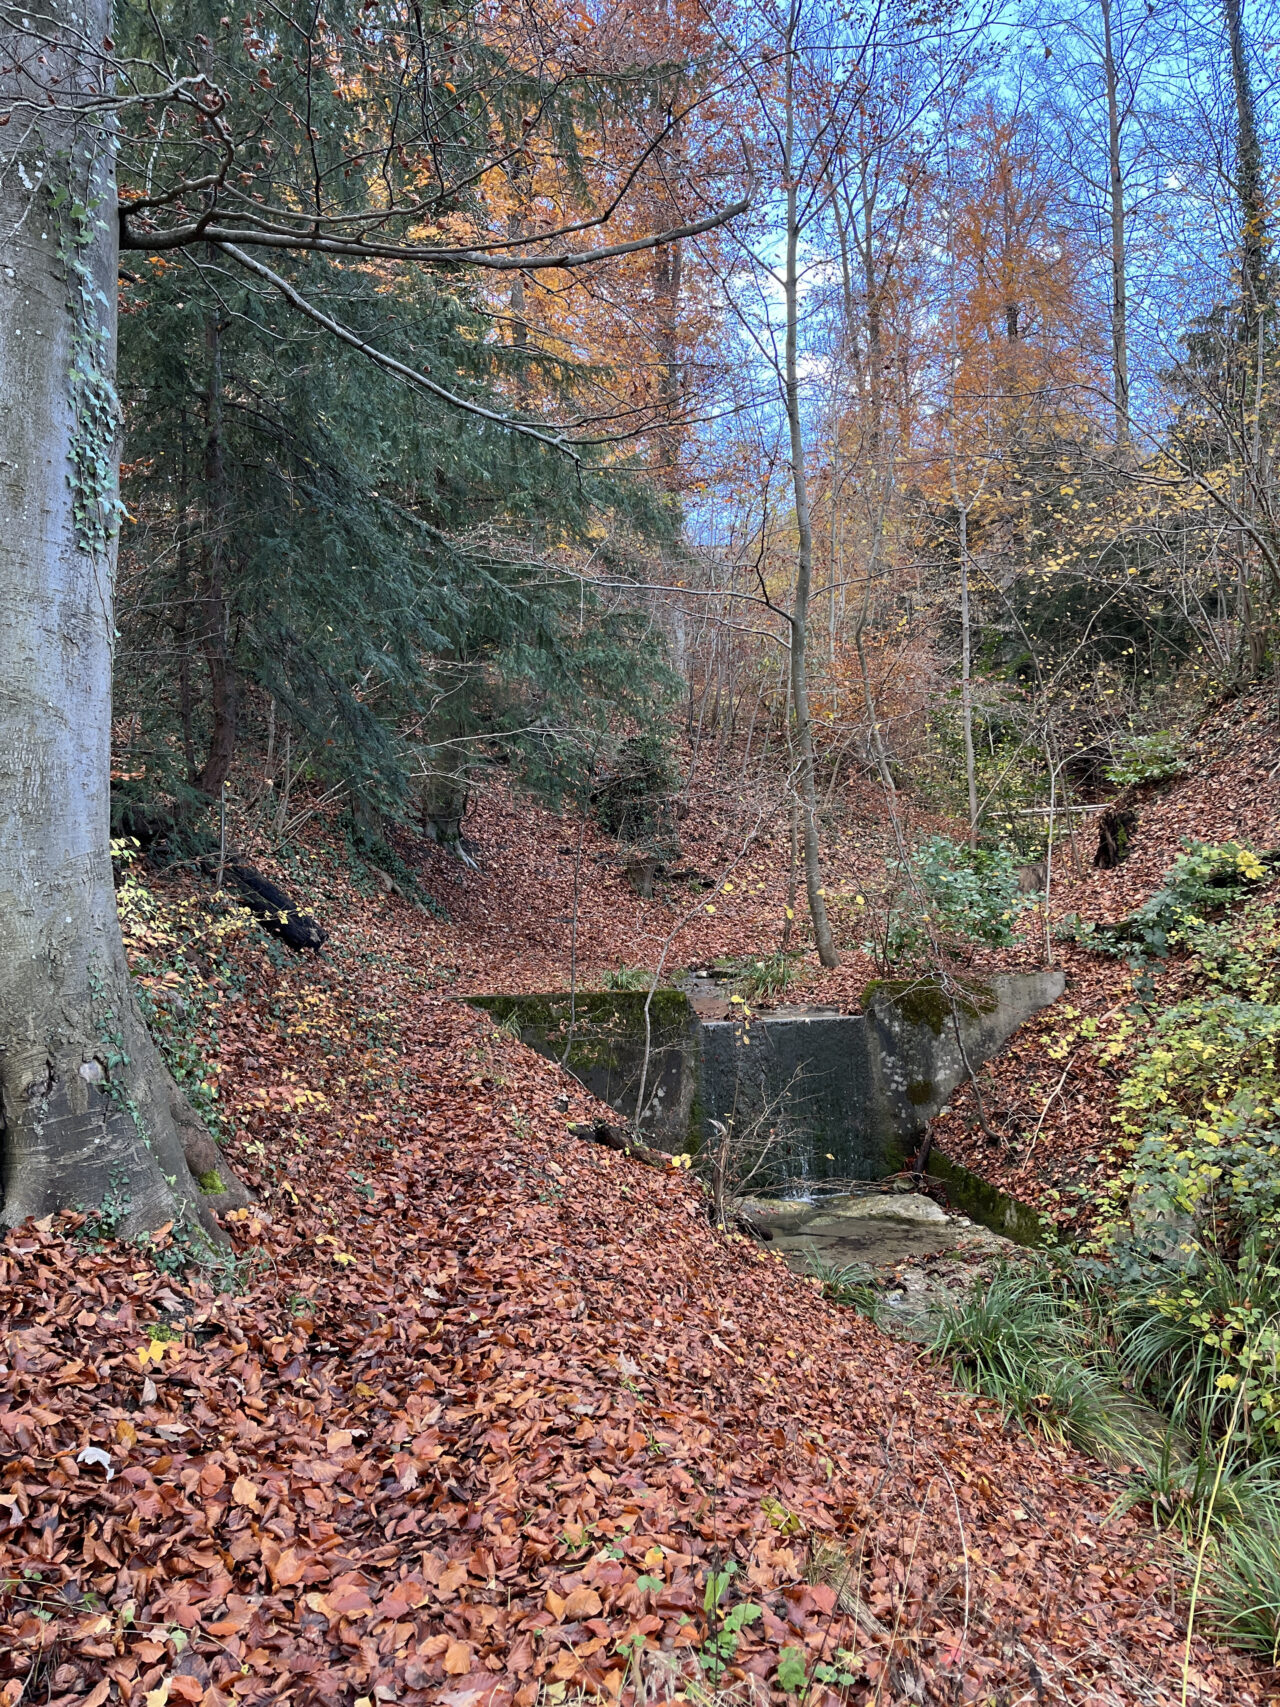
1186 897 1280 1003
1086 866 1280 1252
1110 997 1280 1233
1062 841 1275 962
593 734 679 850
1104 730 1187 788
866 836 1035 968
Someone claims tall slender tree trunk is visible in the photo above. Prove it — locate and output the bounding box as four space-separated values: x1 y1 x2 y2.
196 299 237 796
653 236 685 481
0 4 242 1236
1100 0 1132 462
941 128 981 845
782 0 838 968
958 507 980 843
1221 0 1272 672
505 151 532 404
1224 0 1268 334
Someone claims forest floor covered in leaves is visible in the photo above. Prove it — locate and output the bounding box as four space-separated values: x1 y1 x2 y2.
4 698 1280 1706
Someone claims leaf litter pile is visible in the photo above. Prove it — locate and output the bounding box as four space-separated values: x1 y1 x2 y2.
1 844 1272 1707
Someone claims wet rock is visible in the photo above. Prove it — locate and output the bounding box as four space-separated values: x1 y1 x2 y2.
811 1193 949 1225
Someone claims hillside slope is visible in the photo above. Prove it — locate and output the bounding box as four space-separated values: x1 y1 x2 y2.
0 849 1269 1706
933 693 1280 1226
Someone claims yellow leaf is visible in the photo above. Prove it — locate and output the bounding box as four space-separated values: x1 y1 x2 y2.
145 1683 171 1707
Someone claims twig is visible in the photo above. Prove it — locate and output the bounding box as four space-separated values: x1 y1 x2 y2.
1024 1050 1080 1161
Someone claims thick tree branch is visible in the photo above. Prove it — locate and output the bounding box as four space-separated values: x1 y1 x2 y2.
216 243 584 460
124 192 752 267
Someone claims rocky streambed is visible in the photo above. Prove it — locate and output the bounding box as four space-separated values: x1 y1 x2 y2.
742 1182 1023 1338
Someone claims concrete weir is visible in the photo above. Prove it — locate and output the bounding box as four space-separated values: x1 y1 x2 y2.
469 968 1064 1188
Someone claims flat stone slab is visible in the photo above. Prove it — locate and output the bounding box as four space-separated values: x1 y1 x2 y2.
809 1193 948 1226
741 1188 1021 1340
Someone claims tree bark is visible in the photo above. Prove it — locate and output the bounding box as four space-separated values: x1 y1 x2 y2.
0 2 243 1240
782 0 839 968
958 506 980 843
196 299 237 796
653 235 684 481
1100 0 1132 462
1223 0 1268 336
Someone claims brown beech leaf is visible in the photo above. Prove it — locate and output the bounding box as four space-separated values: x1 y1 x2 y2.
561 1586 603 1620
442 1641 473 1676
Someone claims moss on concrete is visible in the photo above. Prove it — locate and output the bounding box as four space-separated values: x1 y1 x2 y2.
925 1148 1045 1246
861 977 996 1034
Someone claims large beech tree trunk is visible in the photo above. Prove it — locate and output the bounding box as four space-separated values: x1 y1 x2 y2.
0 0 243 1240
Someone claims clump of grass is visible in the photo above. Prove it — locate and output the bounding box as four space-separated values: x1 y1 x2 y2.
928 1260 1156 1465
1115 1241 1280 1453
1204 1520 1280 1661
737 952 799 1003
602 964 653 991
1118 1445 1280 1538
802 1247 881 1319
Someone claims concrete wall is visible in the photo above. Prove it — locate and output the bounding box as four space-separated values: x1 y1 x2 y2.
865 971 1066 1155
468 969 1065 1181
467 990 702 1149
699 1012 880 1181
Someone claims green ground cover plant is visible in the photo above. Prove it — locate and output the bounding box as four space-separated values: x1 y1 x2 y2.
927 842 1280 1658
